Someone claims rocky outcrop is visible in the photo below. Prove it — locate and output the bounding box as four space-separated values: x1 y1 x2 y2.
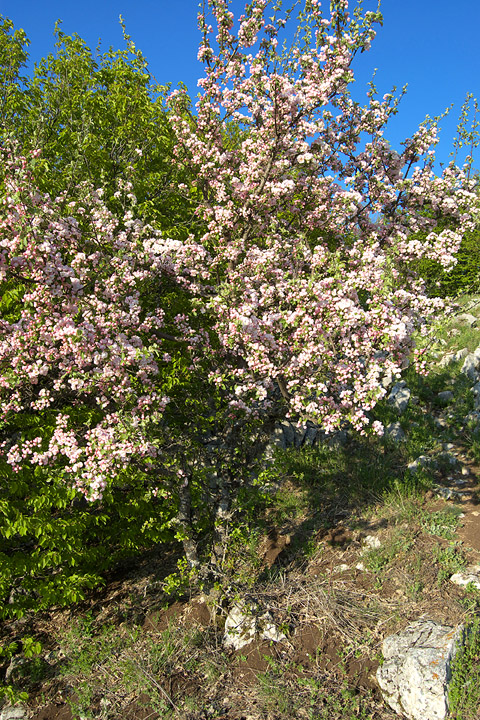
377 618 464 720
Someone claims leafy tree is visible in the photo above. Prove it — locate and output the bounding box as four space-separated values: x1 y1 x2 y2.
0 16 196 234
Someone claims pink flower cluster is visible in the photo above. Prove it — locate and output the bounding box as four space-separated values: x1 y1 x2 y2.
0 147 196 499
165 0 478 434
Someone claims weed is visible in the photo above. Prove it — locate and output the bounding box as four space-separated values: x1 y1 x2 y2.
421 508 462 539
434 543 467 585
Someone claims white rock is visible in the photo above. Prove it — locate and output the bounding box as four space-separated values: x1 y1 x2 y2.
0 709 27 720
408 455 435 472
224 602 257 650
224 602 286 650
456 313 477 327
377 618 464 720
260 614 287 643
363 535 382 550
450 565 480 590
461 351 480 381
432 484 462 501
438 353 455 368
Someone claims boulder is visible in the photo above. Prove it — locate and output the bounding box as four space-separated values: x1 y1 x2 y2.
377 618 464 720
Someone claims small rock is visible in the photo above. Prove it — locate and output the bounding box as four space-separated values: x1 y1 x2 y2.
385 422 406 442
438 353 455 368
454 347 470 361
461 467 470 476
0 709 27 720
387 381 411 414
450 565 480 590
224 602 286 650
437 391 454 405
224 602 257 650
461 350 480 381
432 484 462 501
437 451 458 467
328 429 348 449
363 535 382 550
456 313 477 327
408 455 435 472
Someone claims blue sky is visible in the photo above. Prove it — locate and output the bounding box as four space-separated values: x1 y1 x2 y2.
2 0 480 167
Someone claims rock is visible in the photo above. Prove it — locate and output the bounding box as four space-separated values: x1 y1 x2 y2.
295 422 318 447
438 353 455 368
461 349 480 381
376 618 464 720
472 382 480 410
437 451 458 467
408 455 436 472
437 391 454 405
224 602 257 650
456 313 477 327
304 424 318 446
437 348 469 368
0 709 27 720
450 565 480 590
385 422 406 442
224 602 286 650
387 381 411 414
432 484 462 501
363 535 382 550
328 428 348 449
4 655 27 682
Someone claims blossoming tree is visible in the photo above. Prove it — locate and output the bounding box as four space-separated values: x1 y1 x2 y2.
167 0 477 436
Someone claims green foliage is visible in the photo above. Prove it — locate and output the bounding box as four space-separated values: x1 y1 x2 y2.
449 617 480 720
0 16 197 234
0 16 29 131
418 226 480 298
0 410 177 620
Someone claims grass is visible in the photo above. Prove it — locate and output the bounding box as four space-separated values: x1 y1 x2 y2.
449 617 480 720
